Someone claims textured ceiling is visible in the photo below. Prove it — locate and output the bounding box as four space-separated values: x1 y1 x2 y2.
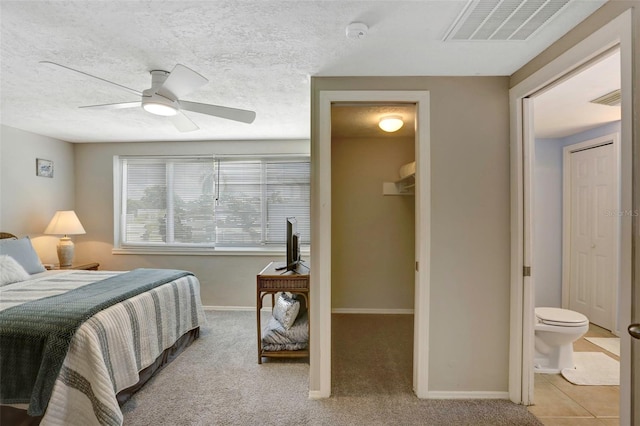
0 0 606 143
332 104 416 139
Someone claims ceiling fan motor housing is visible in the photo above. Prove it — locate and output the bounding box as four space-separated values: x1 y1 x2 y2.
142 70 179 116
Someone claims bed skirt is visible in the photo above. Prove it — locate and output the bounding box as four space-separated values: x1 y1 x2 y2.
0 327 200 426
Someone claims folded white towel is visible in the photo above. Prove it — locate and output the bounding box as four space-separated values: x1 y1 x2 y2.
399 161 416 179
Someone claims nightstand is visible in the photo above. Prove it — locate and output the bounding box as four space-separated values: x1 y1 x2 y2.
48 262 100 271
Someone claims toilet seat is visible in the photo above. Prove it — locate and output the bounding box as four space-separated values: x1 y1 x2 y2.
535 307 589 327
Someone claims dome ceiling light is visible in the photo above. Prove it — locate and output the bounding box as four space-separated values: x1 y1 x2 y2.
378 115 404 132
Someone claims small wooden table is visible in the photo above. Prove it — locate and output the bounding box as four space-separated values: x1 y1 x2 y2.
256 261 310 364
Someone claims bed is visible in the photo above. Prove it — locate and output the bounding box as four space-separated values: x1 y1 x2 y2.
0 233 206 426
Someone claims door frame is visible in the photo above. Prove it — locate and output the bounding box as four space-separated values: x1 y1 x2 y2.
312 90 430 398
509 10 633 423
562 133 621 333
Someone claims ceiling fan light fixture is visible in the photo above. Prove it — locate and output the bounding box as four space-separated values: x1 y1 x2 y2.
40 61 256 132
143 102 178 116
379 115 404 132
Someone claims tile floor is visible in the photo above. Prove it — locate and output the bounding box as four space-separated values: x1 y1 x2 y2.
528 324 620 426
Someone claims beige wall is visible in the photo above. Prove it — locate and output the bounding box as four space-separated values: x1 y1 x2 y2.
331 134 415 310
73 139 309 307
311 76 511 393
0 125 76 264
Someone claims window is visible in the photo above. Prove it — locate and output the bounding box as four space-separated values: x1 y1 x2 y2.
115 155 310 251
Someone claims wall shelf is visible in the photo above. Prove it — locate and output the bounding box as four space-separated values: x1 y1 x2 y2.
383 173 415 196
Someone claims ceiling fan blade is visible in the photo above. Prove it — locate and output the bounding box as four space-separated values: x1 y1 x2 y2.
79 101 142 110
40 61 143 97
179 101 256 124
157 64 208 100
169 111 200 132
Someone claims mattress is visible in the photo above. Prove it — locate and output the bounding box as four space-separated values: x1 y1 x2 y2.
0 269 206 426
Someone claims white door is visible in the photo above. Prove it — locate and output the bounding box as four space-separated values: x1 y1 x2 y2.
568 143 615 329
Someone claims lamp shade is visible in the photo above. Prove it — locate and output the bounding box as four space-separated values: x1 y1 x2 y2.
44 210 86 236
378 115 404 132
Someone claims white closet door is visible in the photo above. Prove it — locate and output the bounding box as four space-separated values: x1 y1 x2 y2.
569 149 593 317
589 144 615 328
568 143 615 329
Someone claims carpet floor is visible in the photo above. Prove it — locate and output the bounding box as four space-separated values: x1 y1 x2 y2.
122 310 542 425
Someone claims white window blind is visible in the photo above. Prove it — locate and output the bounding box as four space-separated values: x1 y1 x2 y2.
214 157 310 246
122 157 216 245
118 155 309 249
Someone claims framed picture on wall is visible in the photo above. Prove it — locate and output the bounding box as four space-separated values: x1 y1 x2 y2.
36 158 54 178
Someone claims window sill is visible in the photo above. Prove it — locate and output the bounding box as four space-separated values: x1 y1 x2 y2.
112 247 311 257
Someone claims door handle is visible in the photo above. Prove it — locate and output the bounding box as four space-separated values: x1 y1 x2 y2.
629 323 640 340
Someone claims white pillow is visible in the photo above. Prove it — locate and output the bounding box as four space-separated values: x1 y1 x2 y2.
0 255 31 286
272 292 300 330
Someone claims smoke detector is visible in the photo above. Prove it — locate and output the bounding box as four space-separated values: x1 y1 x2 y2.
346 22 368 39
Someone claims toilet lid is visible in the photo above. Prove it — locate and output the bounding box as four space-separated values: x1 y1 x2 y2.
535 307 588 326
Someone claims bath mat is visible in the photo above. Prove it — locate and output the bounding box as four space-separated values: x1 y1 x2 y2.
561 352 619 385
585 337 620 356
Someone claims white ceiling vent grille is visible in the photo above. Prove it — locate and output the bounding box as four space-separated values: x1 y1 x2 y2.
590 89 621 107
444 0 572 41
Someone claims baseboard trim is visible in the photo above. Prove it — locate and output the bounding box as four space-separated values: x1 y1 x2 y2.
203 305 255 311
204 306 414 315
331 308 414 315
427 391 510 399
308 390 328 399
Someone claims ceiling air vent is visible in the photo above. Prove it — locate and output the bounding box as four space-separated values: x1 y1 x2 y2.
590 89 621 107
444 0 571 41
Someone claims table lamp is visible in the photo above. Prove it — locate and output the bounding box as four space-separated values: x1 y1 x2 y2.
44 210 86 267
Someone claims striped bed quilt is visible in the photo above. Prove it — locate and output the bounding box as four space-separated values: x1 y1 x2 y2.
0 269 206 426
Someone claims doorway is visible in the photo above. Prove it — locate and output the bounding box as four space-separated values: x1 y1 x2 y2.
312 90 430 398
528 51 622 420
330 102 416 393
508 9 632 424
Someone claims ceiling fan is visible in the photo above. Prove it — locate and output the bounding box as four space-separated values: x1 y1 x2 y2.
40 61 256 132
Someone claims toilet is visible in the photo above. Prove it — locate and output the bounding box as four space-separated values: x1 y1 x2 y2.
534 307 589 374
